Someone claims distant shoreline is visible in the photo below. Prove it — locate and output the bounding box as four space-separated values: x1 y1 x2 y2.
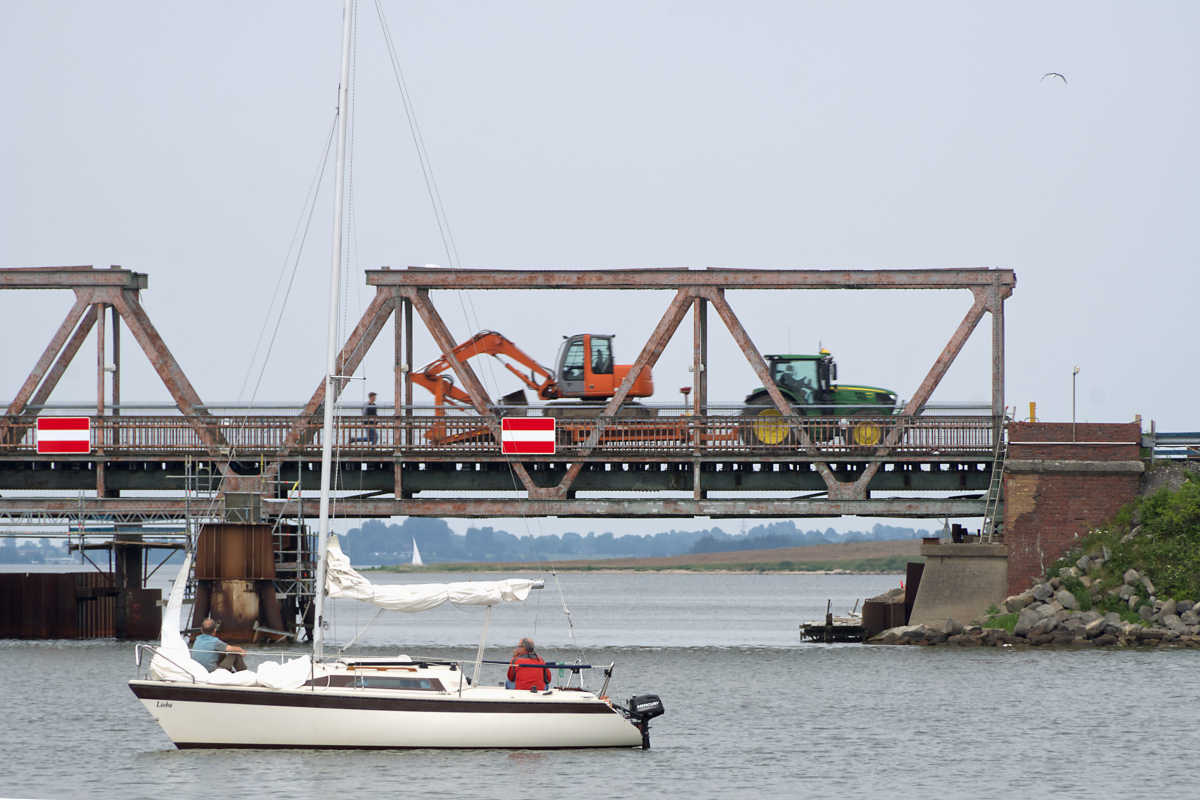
365 540 923 575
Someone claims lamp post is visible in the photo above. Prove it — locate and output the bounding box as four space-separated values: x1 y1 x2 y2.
1072 366 1081 442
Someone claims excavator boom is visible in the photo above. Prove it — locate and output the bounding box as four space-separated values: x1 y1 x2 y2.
410 331 560 411
412 330 653 416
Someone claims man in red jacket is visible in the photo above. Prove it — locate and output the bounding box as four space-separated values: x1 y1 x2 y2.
507 637 552 691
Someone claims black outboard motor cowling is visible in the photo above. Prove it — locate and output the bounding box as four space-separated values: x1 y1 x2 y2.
627 694 665 749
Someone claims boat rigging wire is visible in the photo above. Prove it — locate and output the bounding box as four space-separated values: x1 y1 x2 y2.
172 115 339 552
245 118 339 412
338 605 386 654
237 113 338 410
329 2 589 668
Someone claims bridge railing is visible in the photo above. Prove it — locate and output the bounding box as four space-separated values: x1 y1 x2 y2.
1 413 996 458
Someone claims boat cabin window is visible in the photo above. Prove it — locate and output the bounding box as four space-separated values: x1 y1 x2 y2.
303 674 444 691
354 675 443 691
772 360 818 405
561 340 585 381
591 337 613 374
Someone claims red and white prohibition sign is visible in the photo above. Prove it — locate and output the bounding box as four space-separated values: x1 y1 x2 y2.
36 417 92 454
500 417 555 455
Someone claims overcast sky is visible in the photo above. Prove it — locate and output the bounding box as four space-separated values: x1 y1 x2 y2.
2 2 1197 537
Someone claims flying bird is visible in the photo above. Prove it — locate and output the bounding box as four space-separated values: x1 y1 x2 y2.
1040 72 1068 85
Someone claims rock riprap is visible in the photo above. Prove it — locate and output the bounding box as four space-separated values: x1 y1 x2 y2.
867 563 1200 648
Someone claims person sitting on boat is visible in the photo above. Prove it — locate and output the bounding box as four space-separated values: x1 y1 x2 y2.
507 637 552 692
192 618 248 673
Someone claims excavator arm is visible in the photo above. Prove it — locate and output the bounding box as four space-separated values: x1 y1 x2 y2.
410 330 562 413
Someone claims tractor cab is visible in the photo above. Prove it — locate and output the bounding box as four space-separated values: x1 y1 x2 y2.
763 353 837 406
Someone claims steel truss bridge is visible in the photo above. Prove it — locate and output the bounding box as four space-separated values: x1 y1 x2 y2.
1 265 1015 525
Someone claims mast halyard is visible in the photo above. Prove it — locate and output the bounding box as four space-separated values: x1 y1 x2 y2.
313 0 355 664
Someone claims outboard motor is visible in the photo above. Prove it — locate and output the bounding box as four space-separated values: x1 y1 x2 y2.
627 694 665 749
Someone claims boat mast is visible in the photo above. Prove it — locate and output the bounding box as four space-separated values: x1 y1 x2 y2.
313 0 355 664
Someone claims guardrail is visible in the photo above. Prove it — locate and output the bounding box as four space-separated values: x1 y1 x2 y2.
1 413 997 458
1142 431 1200 460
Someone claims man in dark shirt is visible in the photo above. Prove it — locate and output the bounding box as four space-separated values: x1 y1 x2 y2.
363 392 378 444
507 637 552 691
192 618 248 673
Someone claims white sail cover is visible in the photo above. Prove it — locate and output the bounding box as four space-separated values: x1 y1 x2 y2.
325 535 537 611
147 553 255 686
147 553 309 688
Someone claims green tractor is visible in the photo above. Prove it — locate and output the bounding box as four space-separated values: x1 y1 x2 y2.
740 351 898 446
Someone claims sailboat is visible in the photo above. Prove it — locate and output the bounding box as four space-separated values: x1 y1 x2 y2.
128 0 663 750
411 536 424 567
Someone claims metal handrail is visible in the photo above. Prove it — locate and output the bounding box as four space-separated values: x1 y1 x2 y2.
2 412 999 457
134 643 197 684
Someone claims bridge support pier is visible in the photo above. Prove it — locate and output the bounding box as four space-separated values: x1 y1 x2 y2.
1003 422 1143 595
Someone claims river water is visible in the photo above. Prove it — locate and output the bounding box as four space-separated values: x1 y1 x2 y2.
1 569 1196 800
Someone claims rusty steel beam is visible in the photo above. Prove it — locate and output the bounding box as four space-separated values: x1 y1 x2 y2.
11 305 102 445
839 287 996 500
0 265 149 290
402 288 494 414
104 287 227 455
261 289 397 485
402 287 540 496
282 497 987 518
96 303 106 418
991 274 1006 420
0 496 985 519
4 289 96 421
553 288 696 497
368 267 1017 291
704 287 842 496
901 288 991 418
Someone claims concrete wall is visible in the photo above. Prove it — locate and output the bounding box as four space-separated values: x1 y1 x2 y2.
909 544 1008 628
1003 421 1143 596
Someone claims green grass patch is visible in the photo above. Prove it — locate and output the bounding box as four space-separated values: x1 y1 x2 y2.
1095 592 1141 623
1060 575 1093 611
1067 473 1200 601
980 612 1018 634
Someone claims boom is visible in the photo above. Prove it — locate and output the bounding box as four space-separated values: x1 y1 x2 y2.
410 330 561 412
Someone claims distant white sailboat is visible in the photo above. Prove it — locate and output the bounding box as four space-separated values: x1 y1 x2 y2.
411 536 424 567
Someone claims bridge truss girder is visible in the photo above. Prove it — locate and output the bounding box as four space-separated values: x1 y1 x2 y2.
1 265 1014 520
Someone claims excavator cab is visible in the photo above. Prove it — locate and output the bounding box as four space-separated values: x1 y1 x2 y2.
555 334 653 400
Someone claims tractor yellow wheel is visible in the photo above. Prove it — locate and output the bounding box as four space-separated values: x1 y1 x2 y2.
750 407 790 445
850 414 884 446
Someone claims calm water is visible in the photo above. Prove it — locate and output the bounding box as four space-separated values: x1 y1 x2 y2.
1 570 1196 800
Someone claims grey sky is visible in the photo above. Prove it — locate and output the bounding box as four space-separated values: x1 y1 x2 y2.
2 3 1197 537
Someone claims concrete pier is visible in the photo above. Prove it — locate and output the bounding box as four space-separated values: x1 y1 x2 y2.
908 543 1008 629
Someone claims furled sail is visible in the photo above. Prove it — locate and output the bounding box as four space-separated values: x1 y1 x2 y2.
149 553 257 686
325 535 539 611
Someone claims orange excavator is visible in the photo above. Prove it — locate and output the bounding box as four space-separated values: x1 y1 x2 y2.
411 330 654 413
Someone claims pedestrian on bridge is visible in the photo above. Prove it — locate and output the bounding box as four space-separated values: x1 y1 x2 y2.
363 392 378 444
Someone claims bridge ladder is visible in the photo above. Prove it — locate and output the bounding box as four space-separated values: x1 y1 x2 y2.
982 418 1009 543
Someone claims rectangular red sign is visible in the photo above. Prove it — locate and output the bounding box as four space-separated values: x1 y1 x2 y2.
501 417 555 455
36 416 91 454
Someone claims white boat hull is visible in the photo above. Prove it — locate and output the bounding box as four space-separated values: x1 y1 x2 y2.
130 680 644 749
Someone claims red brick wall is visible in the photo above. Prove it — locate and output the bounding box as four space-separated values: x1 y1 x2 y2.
1003 422 1142 595
1007 421 1141 461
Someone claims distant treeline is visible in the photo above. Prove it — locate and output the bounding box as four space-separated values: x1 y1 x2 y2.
342 518 931 565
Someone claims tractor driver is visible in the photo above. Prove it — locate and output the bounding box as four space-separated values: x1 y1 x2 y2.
781 365 814 405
